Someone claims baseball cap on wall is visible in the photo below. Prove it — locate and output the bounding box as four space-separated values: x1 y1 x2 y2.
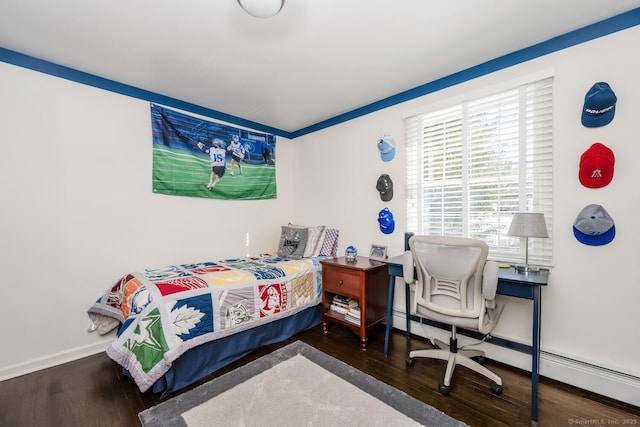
573 204 615 246
581 82 617 128
378 134 396 162
378 208 395 234
578 143 615 188
376 174 393 202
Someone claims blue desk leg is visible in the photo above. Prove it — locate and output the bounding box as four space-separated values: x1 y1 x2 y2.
384 275 395 358
532 285 541 421
405 283 411 338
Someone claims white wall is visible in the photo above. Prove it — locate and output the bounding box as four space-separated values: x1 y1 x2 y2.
292 26 640 403
0 62 295 377
1 22 639 406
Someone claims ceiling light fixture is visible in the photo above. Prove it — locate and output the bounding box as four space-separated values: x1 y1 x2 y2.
238 0 283 18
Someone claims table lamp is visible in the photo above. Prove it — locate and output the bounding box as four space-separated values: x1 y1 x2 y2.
508 212 548 273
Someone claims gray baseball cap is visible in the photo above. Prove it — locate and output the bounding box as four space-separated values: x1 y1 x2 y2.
573 204 615 246
376 174 393 202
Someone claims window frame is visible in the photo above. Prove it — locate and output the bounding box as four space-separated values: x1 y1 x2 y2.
404 77 553 267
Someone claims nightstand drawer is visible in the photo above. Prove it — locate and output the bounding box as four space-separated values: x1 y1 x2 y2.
323 267 360 296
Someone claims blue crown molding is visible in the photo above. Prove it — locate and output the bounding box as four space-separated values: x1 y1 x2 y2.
1 7 638 140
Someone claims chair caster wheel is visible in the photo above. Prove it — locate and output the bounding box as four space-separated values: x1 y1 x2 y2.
406 357 414 367
473 356 487 365
490 383 503 395
438 383 450 395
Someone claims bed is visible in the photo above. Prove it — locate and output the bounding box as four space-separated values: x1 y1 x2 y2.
88 225 338 395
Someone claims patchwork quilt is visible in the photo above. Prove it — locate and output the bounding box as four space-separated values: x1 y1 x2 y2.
88 254 324 392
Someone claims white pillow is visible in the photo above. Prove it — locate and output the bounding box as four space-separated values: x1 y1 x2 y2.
288 223 326 257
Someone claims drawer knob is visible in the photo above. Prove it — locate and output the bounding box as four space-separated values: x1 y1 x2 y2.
338 280 344 285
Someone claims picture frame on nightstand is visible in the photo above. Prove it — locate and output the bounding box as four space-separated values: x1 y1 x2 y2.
369 244 388 260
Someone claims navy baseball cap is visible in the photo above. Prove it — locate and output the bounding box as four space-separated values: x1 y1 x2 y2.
581 82 617 128
378 208 395 234
573 204 615 246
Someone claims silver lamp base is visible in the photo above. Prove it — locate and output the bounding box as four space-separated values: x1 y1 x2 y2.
514 264 541 274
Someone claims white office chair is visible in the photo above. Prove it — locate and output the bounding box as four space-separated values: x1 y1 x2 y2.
403 235 503 395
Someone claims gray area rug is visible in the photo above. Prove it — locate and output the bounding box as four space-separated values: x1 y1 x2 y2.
139 341 467 427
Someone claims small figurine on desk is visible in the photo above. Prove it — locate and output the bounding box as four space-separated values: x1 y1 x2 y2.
345 246 358 262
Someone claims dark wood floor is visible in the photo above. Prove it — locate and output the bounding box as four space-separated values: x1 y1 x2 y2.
1 325 638 427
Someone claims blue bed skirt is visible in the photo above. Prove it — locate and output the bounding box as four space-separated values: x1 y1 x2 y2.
146 303 322 396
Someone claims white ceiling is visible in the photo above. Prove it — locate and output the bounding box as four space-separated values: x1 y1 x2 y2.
1 1 639 135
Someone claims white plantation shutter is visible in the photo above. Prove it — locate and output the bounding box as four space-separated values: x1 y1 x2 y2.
406 77 553 266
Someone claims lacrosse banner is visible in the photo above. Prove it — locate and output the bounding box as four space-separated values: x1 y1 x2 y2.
150 104 277 200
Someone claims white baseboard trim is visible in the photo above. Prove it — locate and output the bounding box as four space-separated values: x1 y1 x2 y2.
540 351 640 407
392 312 640 407
0 341 109 382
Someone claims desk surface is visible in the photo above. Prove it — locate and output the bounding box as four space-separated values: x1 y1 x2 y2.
497 266 549 285
383 255 549 286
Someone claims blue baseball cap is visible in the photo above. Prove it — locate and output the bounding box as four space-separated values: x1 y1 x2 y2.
573 204 615 246
378 134 396 162
378 208 395 234
581 82 617 128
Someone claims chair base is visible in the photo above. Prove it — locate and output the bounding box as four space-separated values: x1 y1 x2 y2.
408 338 502 393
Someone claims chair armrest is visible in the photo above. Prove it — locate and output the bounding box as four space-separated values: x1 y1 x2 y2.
403 250 414 284
482 260 499 300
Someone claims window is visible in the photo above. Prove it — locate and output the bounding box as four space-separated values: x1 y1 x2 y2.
405 77 553 266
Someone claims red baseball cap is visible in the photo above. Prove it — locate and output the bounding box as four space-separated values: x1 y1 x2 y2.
578 143 615 188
